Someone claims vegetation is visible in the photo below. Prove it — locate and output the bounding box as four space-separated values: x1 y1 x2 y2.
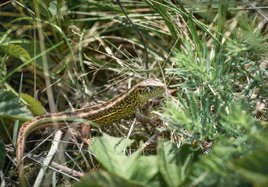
0 0 267 186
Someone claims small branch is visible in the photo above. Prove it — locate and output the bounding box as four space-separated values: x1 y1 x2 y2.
34 130 63 187
0 170 5 187
26 154 83 181
142 130 161 150
127 118 137 139
50 162 84 178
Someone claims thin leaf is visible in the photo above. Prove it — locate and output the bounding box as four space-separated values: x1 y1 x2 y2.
20 93 46 116
1 44 31 63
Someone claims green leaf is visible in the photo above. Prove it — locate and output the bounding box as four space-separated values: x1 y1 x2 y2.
21 93 46 116
146 1 177 40
129 156 158 183
0 91 33 121
90 134 159 185
75 170 145 187
48 0 57 16
90 134 137 179
231 149 268 187
158 141 194 187
1 44 31 63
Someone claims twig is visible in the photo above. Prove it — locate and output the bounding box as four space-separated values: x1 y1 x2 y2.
0 170 5 187
142 130 161 150
50 161 84 178
127 118 137 139
25 154 83 181
34 130 63 187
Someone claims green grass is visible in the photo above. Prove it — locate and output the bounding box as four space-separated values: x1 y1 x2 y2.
0 0 267 186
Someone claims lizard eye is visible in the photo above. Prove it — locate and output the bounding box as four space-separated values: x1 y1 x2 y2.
146 86 155 93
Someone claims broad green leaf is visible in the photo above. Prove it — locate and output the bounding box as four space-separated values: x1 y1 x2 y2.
129 156 158 183
0 91 33 121
21 93 46 116
90 134 159 185
75 170 145 187
158 141 194 187
127 154 160 186
90 134 139 179
231 149 268 187
93 133 134 154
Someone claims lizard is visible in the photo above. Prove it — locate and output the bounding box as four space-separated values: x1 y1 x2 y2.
16 78 165 185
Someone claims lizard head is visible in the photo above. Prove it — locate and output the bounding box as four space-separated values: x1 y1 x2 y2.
135 78 165 104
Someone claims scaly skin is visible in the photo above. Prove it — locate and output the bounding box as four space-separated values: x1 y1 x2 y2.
16 78 165 185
